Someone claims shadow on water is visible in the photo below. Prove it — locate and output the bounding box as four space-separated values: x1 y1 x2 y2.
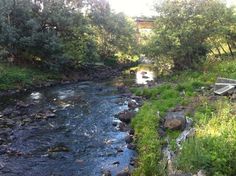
0 81 136 176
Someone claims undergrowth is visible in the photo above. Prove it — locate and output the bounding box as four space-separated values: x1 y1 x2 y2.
0 64 59 90
130 59 236 176
176 99 236 176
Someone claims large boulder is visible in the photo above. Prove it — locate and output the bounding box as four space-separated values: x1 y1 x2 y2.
164 111 186 130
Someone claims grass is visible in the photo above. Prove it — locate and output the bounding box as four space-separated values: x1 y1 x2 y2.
130 58 236 176
131 84 184 176
0 63 59 90
176 98 236 176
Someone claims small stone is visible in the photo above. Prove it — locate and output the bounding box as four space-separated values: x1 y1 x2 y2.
116 148 123 153
127 144 136 150
117 110 135 123
75 159 84 164
112 121 118 126
125 135 133 144
128 100 139 110
116 171 131 176
112 161 120 165
45 110 56 118
158 128 166 137
129 157 136 166
118 122 131 132
129 129 135 135
48 144 70 153
102 170 112 176
197 170 206 176
231 93 236 101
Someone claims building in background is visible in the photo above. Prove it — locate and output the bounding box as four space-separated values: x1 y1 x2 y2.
135 17 155 43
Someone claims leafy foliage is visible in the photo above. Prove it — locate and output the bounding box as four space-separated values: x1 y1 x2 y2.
0 0 137 71
145 0 236 70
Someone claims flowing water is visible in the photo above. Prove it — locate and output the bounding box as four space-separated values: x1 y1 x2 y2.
0 63 158 176
0 81 136 176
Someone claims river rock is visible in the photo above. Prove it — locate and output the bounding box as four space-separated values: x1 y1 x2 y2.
125 135 133 144
129 157 136 166
48 143 70 153
102 170 111 176
44 110 56 118
117 110 135 123
129 129 135 135
118 122 130 132
112 161 120 165
231 93 236 101
128 100 139 110
115 148 123 153
116 171 131 176
196 170 206 176
127 144 136 150
164 111 186 130
158 128 166 137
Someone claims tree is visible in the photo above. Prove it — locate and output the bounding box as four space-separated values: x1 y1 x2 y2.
146 0 236 70
87 0 137 62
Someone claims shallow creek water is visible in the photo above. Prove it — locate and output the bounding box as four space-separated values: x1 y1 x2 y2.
0 81 136 176
0 64 157 176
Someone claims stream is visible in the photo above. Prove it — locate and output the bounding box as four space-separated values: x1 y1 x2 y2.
0 81 137 176
0 65 156 176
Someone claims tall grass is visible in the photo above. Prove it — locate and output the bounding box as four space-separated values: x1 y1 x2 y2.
176 99 236 175
131 58 236 175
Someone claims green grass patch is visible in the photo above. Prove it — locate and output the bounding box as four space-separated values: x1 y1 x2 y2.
0 64 59 90
131 85 183 176
176 99 236 175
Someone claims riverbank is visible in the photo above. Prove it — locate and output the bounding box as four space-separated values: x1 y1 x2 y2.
0 63 136 97
130 59 236 175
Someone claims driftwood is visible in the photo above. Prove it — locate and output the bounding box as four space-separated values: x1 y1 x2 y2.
214 77 236 95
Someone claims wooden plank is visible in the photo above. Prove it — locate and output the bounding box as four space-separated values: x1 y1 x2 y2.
214 85 235 95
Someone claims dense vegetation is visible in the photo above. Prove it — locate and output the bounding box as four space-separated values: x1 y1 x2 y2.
130 0 236 175
144 0 236 70
131 59 236 176
0 0 137 71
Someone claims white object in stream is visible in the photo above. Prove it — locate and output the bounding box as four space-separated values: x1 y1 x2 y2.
176 117 195 149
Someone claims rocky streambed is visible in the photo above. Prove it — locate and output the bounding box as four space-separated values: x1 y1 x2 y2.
0 81 141 176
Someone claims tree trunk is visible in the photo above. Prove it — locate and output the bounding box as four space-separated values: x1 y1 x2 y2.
219 44 228 55
216 47 221 57
210 49 216 56
227 42 234 58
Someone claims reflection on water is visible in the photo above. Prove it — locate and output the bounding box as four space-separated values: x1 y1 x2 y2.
135 64 156 85
136 70 155 84
57 90 75 100
30 92 42 100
